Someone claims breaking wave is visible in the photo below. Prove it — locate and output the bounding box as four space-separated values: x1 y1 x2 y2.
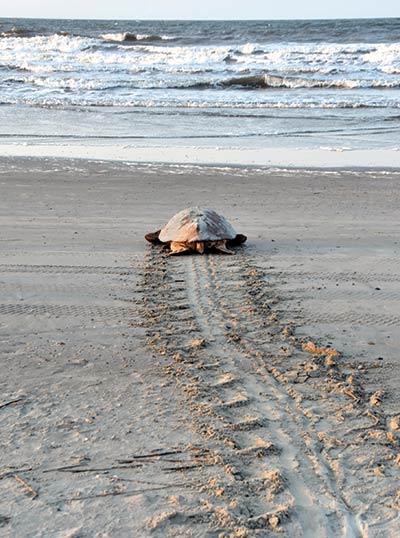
220 73 400 89
169 74 400 91
0 28 172 43
0 91 398 110
0 26 74 39
99 32 172 43
0 26 34 38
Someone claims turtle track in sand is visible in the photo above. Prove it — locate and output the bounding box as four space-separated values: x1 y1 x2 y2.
140 249 399 537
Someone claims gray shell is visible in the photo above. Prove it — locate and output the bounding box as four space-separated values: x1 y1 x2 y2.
159 207 237 243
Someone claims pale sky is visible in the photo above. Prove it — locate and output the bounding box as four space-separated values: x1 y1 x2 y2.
2 0 399 20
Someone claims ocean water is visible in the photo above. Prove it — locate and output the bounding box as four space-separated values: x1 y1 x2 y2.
0 18 399 150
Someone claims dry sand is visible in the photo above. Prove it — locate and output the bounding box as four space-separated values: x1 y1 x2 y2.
0 157 399 537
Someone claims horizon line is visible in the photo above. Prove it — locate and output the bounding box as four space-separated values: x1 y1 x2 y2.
1 15 399 22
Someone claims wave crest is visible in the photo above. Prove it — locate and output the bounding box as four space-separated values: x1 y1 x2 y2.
0 26 33 38
220 73 400 89
100 32 171 43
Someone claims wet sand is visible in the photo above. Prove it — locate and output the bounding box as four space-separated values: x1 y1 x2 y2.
1 142 400 168
0 158 399 537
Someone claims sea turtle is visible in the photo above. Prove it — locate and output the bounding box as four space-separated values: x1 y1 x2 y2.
145 207 247 255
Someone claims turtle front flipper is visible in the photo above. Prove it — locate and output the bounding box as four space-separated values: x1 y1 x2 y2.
213 240 234 255
145 230 162 244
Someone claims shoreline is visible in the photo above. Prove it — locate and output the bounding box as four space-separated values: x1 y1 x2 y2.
1 143 400 169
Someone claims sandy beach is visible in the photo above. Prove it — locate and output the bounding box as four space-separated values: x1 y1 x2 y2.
0 157 399 537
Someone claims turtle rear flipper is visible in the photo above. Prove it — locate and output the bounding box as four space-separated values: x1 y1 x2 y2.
145 230 162 244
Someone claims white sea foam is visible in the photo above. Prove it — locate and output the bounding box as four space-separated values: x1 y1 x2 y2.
362 43 400 63
0 31 399 110
100 32 132 42
0 34 97 53
0 35 399 77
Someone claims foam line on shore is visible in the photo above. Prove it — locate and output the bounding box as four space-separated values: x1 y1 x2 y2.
0 143 400 169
